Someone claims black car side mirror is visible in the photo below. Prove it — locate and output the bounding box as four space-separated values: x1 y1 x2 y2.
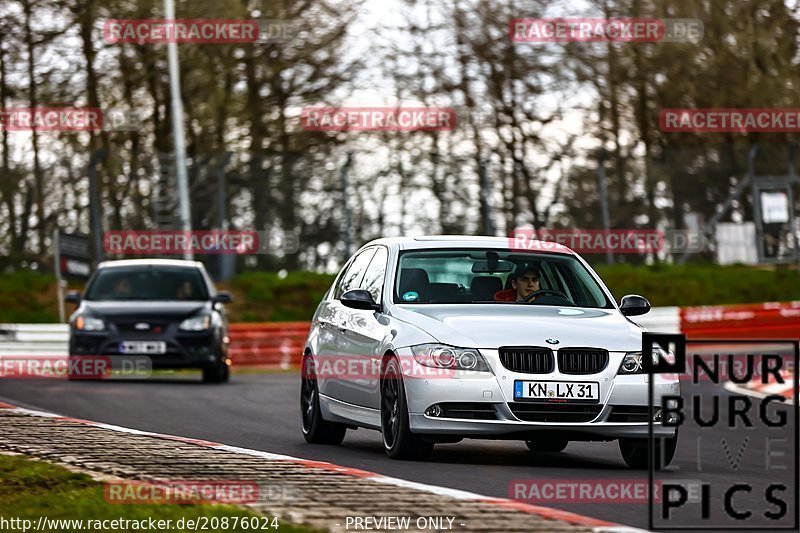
213 291 232 304
65 291 81 305
619 294 651 316
341 289 381 312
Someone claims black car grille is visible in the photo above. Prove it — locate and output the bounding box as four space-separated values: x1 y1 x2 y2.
509 402 603 423
557 348 609 374
438 403 499 420
114 320 169 334
499 347 554 374
608 406 651 423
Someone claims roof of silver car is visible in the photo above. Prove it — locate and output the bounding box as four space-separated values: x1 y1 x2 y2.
97 258 205 269
363 235 575 255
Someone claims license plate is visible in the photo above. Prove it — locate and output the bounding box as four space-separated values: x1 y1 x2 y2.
119 341 166 355
514 380 599 402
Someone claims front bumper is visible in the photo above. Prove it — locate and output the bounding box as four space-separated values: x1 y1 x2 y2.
397 347 680 439
70 329 227 369
408 410 676 439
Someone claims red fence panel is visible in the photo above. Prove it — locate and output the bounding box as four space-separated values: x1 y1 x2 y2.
228 322 310 367
680 301 800 340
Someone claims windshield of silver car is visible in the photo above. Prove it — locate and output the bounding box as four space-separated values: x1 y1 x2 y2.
394 250 612 308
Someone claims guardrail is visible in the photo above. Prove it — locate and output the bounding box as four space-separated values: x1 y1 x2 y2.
0 301 797 368
634 306 681 334
0 324 70 356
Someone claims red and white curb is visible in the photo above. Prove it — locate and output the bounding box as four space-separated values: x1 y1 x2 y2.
0 401 644 532
724 371 796 405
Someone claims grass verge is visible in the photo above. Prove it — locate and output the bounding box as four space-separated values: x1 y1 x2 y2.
0 454 313 532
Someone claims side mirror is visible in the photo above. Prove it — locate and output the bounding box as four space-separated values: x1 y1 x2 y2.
213 291 232 304
620 294 651 317
65 291 81 305
341 289 381 312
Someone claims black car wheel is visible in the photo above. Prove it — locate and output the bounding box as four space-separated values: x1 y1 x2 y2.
300 355 346 444
380 355 433 460
619 432 678 469
202 359 229 383
525 438 568 453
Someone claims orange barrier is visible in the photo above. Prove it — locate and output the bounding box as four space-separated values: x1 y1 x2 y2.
681 301 800 340
228 322 309 367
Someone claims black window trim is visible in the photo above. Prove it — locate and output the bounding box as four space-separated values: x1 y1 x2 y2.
360 244 389 311
331 246 378 301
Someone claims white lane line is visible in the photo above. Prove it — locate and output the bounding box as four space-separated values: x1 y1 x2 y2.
215 444 307 462
723 381 795 405
370 475 488 500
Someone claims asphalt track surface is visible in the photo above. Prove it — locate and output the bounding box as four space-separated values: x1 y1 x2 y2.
0 346 796 530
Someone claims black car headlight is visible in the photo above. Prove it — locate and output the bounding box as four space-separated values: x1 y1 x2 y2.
179 315 211 331
618 347 672 374
75 315 106 331
411 344 490 372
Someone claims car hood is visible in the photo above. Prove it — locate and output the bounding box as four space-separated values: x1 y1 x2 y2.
79 300 208 319
391 304 645 352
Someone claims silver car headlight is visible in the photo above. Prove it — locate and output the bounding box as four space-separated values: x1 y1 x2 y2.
75 315 106 331
179 315 211 331
619 347 672 374
411 344 490 372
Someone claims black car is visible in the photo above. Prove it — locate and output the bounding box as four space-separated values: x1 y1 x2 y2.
67 259 232 383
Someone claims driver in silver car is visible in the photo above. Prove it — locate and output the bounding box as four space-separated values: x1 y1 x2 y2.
494 265 541 302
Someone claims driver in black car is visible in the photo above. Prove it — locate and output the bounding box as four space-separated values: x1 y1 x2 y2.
494 266 541 302
112 277 133 298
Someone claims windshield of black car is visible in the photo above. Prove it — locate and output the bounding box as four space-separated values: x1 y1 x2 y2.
83 267 210 301
393 250 612 308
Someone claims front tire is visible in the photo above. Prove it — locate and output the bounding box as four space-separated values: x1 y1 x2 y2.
202 360 230 383
619 433 678 469
380 356 433 460
301 355 346 444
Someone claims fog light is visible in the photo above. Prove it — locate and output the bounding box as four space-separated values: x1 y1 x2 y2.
665 399 680 424
653 407 662 422
425 404 442 417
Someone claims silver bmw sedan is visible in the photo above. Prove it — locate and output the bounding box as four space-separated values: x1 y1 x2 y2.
300 236 680 468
